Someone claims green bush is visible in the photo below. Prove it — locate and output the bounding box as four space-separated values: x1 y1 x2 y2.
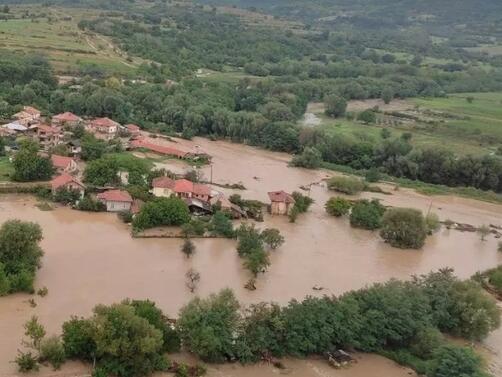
380 208 428 249
62 317 96 360
133 197 190 230
350 199 386 230
365 168 381 183
54 187 81 205
425 212 441 234
291 147 322 169
77 196 106 212
410 327 444 359
488 269 502 292
117 210 133 223
15 351 39 372
39 335 66 370
430 345 485 377
325 197 351 217
210 211 234 238
328 176 366 195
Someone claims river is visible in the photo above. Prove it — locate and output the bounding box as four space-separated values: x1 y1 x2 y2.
0 136 501 376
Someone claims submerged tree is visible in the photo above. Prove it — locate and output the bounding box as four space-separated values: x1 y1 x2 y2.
185 268 201 293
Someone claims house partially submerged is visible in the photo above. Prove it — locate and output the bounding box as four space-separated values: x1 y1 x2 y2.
52 112 82 128
152 177 211 202
51 154 78 173
51 173 85 198
268 190 295 215
88 117 120 140
97 189 133 212
130 139 187 159
210 193 247 219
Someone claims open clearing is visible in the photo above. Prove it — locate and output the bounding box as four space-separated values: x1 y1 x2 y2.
0 5 144 75
305 93 502 156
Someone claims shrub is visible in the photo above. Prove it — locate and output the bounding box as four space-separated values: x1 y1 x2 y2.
37 286 48 297
430 345 485 377
76 196 106 212
425 213 441 234
15 351 39 372
62 317 96 360
325 197 351 217
380 208 428 249
328 176 366 195
291 147 322 169
410 327 443 359
357 109 377 124
117 210 133 223
260 228 284 250
350 199 386 230
54 187 81 205
39 336 66 370
210 211 234 238
133 197 190 230
365 168 381 183
488 269 502 292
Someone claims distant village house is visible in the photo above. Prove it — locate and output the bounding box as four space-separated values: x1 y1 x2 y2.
51 173 85 198
268 190 295 215
88 117 120 140
152 177 211 202
52 112 82 128
51 154 78 174
13 106 41 126
97 190 133 212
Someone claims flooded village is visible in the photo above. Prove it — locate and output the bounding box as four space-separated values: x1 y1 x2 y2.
0 107 501 377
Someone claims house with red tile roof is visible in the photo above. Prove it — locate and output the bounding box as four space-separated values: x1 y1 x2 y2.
37 124 62 150
97 189 133 212
152 177 211 202
88 117 120 140
130 139 187 159
268 190 295 215
13 106 41 126
51 173 85 197
51 154 78 173
52 112 82 128
125 124 141 136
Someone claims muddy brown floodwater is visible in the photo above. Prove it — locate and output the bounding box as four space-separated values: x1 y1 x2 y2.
1 136 501 377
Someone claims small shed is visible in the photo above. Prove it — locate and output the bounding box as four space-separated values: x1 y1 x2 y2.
268 190 295 215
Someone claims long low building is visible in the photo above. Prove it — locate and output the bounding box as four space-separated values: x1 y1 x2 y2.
130 139 188 159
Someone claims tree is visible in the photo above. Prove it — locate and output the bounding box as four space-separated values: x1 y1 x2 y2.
380 208 428 249
39 336 66 370
425 213 441 234
181 238 196 258
260 228 284 250
133 197 190 230
83 156 120 186
350 199 386 230
325 197 351 217
0 220 43 294
430 345 485 377
185 268 201 293
90 303 166 377
210 211 234 238
80 133 107 161
381 88 394 104
477 224 490 241
291 147 322 169
243 248 270 276
177 289 241 362
357 110 376 124
24 316 46 351
324 95 347 118
12 139 54 182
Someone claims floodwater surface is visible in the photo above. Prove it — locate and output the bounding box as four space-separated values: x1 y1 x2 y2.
0 137 501 376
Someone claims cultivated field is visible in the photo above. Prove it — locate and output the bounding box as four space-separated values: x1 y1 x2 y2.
0 5 144 75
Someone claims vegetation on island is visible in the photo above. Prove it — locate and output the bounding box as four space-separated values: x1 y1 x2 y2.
17 269 498 377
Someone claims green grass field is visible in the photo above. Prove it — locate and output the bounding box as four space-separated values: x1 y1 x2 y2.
0 5 144 76
308 92 502 157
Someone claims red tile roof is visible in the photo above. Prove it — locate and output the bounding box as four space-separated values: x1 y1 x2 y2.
130 139 187 158
37 124 60 134
97 189 133 203
152 176 175 189
126 124 140 132
91 117 120 128
152 177 210 197
268 190 295 204
53 112 81 122
23 106 40 116
51 173 84 190
51 154 75 169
